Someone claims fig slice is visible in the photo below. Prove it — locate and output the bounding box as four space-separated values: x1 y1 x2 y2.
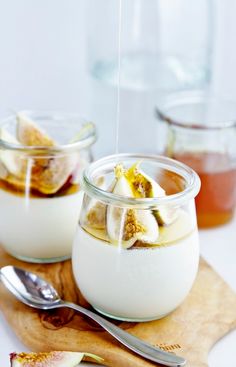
15 113 77 194
10 351 103 367
85 176 115 231
0 128 22 177
30 155 77 195
125 162 179 227
106 164 159 248
154 206 180 226
125 162 165 198
16 112 55 146
0 161 8 179
86 201 107 230
107 206 159 248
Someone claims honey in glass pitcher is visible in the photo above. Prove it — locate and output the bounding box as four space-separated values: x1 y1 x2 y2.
156 91 236 228
174 151 236 227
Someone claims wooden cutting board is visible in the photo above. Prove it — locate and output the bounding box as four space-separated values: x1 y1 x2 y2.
0 246 236 367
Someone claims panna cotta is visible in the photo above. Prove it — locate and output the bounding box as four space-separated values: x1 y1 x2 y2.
0 187 83 261
0 112 95 262
72 156 200 321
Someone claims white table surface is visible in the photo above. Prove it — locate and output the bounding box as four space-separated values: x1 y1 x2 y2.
0 216 236 367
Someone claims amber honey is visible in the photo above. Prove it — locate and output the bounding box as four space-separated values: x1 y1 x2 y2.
0 175 80 198
173 152 236 227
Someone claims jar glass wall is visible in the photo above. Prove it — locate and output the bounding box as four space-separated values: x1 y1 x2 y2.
0 111 96 263
72 153 200 322
156 91 236 228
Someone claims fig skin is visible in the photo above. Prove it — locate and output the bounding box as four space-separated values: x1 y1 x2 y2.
10 351 103 367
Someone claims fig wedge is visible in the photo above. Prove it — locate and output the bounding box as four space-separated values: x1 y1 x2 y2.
154 206 179 226
29 155 77 195
107 206 159 248
85 176 114 230
0 128 22 177
106 164 159 248
125 162 165 198
17 113 55 146
10 351 103 367
125 162 179 227
15 113 77 194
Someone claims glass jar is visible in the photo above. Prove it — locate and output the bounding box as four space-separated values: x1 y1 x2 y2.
0 111 96 263
156 91 236 228
72 153 200 322
86 0 214 155
88 0 213 90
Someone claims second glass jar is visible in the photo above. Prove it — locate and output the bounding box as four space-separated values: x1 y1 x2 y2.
0 111 96 263
156 91 236 228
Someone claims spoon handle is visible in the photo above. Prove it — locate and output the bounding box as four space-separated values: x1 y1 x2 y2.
63 301 186 367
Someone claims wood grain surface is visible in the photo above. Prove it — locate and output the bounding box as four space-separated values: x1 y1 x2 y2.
0 246 235 367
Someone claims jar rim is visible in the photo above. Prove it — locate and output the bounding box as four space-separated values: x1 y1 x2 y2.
82 153 201 209
0 110 97 154
156 90 236 130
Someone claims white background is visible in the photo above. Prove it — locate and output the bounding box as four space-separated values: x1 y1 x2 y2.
0 1 236 366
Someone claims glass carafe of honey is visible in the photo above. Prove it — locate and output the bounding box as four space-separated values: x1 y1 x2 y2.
156 91 236 228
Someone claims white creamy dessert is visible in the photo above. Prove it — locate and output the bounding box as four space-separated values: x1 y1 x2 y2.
0 188 83 261
73 223 198 321
72 161 199 321
0 113 87 262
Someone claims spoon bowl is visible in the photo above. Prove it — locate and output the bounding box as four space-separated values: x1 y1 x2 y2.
1 265 61 309
0 265 186 367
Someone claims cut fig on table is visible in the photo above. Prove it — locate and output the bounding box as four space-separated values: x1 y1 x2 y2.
10 351 103 367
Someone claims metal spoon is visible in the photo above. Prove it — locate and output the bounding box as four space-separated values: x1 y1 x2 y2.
0 265 186 367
